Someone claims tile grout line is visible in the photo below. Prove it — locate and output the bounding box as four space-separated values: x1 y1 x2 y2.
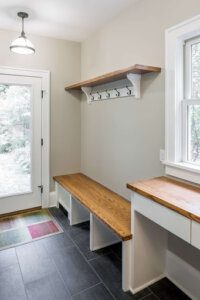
51 208 159 300
71 282 103 297
87 255 125 300
50 209 117 300
48 209 105 298
68 234 113 262
66 228 117 300
47 209 167 300
76 248 116 300
86 247 115 262
47 210 83 299
14 247 29 300
49 253 74 299
139 291 155 300
50 208 160 300
148 288 161 300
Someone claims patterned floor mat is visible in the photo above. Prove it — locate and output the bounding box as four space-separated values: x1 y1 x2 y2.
0 209 63 250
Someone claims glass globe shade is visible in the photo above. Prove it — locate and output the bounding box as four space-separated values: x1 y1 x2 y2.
10 35 35 55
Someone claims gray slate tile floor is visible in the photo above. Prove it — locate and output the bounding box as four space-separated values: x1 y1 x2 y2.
0 206 191 300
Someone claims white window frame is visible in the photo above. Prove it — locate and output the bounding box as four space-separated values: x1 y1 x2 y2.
165 15 200 184
183 36 200 164
0 66 50 207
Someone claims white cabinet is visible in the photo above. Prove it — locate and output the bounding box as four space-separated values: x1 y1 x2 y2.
133 193 191 243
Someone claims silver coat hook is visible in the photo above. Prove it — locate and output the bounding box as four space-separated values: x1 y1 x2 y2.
90 93 94 101
97 91 101 100
105 90 110 98
115 88 120 97
126 86 132 95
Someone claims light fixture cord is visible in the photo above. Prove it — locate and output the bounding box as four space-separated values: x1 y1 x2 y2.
21 16 25 36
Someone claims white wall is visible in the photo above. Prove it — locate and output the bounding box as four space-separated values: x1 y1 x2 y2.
1 0 200 200
81 4 200 295
81 0 200 199
0 29 81 191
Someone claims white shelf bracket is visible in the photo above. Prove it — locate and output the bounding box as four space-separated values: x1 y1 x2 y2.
127 73 141 99
81 87 92 104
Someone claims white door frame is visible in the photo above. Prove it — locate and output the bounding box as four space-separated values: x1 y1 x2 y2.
0 66 50 208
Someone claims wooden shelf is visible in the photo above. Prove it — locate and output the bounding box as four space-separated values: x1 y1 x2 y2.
65 64 161 91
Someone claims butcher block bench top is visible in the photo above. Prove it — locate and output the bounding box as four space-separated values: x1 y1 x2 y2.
54 173 132 241
127 176 200 223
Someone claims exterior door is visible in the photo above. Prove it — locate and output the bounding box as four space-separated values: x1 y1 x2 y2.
0 74 42 213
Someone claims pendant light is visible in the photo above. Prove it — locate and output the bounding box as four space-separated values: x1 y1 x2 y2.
10 12 35 55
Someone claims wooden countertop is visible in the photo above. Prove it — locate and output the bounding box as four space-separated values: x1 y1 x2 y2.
127 176 200 223
54 173 132 241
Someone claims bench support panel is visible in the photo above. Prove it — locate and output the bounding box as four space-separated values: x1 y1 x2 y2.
55 183 90 225
70 197 90 225
55 182 71 211
131 192 167 294
90 213 132 292
90 213 120 251
122 240 132 292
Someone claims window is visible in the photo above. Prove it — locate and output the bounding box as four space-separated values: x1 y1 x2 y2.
184 37 200 164
165 15 200 184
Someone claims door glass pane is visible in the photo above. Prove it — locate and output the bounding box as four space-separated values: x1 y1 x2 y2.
191 42 200 98
188 105 200 163
0 85 31 197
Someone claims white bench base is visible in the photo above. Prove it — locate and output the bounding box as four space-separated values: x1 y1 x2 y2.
55 182 90 225
55 182 131 292
90 213 120 251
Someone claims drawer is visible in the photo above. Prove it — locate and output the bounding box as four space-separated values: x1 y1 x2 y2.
132 193 191 243
191 221 200 250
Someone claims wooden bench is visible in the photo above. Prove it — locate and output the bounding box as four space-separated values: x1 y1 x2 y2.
53 173 132 291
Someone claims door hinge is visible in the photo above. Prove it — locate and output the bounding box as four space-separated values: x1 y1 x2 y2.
38 185 43 194
41 138 44 146
41 90 45 98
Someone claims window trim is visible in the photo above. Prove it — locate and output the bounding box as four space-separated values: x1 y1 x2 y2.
184 37 200 164
165 15 200 184
185 35 200 99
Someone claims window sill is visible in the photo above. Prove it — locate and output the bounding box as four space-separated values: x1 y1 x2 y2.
164 161 200 185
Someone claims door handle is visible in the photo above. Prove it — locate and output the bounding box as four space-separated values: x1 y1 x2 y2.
38 185 43 193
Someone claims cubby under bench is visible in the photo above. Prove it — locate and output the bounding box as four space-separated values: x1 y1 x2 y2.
53 173 132 291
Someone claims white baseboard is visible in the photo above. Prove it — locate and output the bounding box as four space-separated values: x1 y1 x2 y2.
91 239 119 251
58 199 69 212
70 217 90 226
49 191 56 207
167 275 195 300
130 274 165 295
130 249 200 299
166 250 200 300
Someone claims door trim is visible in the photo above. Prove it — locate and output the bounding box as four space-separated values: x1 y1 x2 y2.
0 66 50 208
0 206 42 218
